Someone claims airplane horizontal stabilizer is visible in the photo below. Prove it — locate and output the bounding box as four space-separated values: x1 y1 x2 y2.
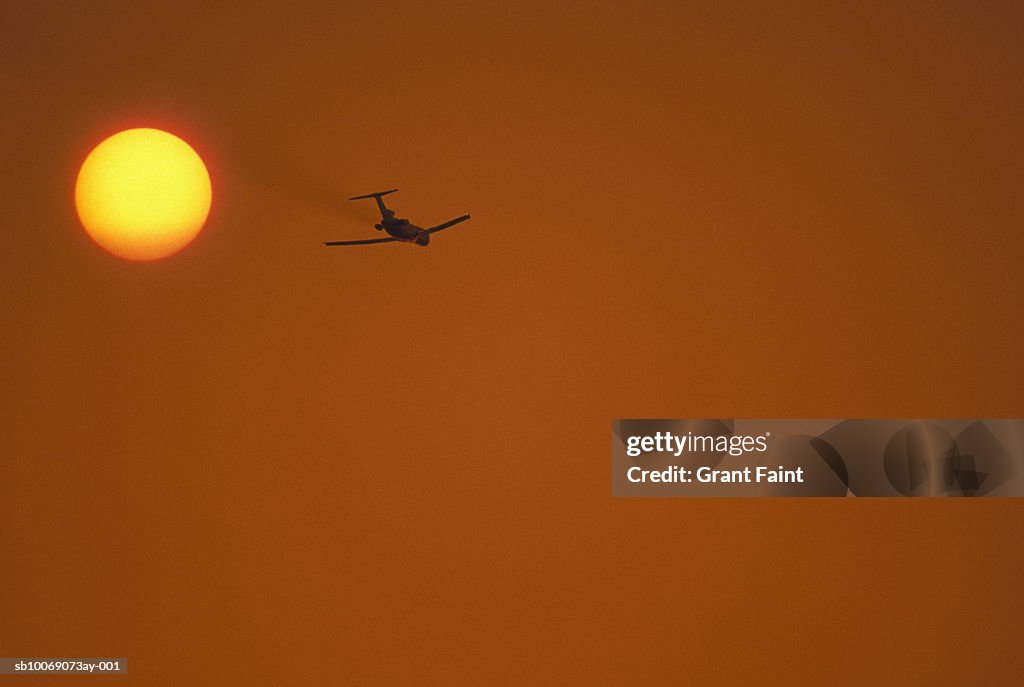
348 189 399 201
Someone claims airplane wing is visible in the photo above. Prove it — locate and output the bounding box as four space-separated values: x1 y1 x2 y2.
323 237 398 246
424 214 471 236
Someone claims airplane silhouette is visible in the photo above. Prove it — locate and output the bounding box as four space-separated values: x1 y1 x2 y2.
324 189 471 247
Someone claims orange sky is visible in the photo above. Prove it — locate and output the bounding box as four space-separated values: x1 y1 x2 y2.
3 3 1023 684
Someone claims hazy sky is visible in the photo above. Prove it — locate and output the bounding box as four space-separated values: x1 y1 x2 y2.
3 3 1023 683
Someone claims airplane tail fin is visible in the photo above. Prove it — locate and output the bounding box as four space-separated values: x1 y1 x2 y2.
348 189 399 201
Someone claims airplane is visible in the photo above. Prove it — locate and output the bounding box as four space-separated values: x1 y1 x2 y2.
324 189 471 247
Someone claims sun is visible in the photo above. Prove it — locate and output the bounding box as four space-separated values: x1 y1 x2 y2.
75 128 212 261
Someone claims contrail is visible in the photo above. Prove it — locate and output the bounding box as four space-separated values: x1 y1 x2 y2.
231 148 369 223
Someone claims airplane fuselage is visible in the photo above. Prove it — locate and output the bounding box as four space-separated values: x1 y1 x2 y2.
377 216 430 245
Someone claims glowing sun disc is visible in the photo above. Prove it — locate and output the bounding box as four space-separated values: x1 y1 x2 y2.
75 128 212 261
